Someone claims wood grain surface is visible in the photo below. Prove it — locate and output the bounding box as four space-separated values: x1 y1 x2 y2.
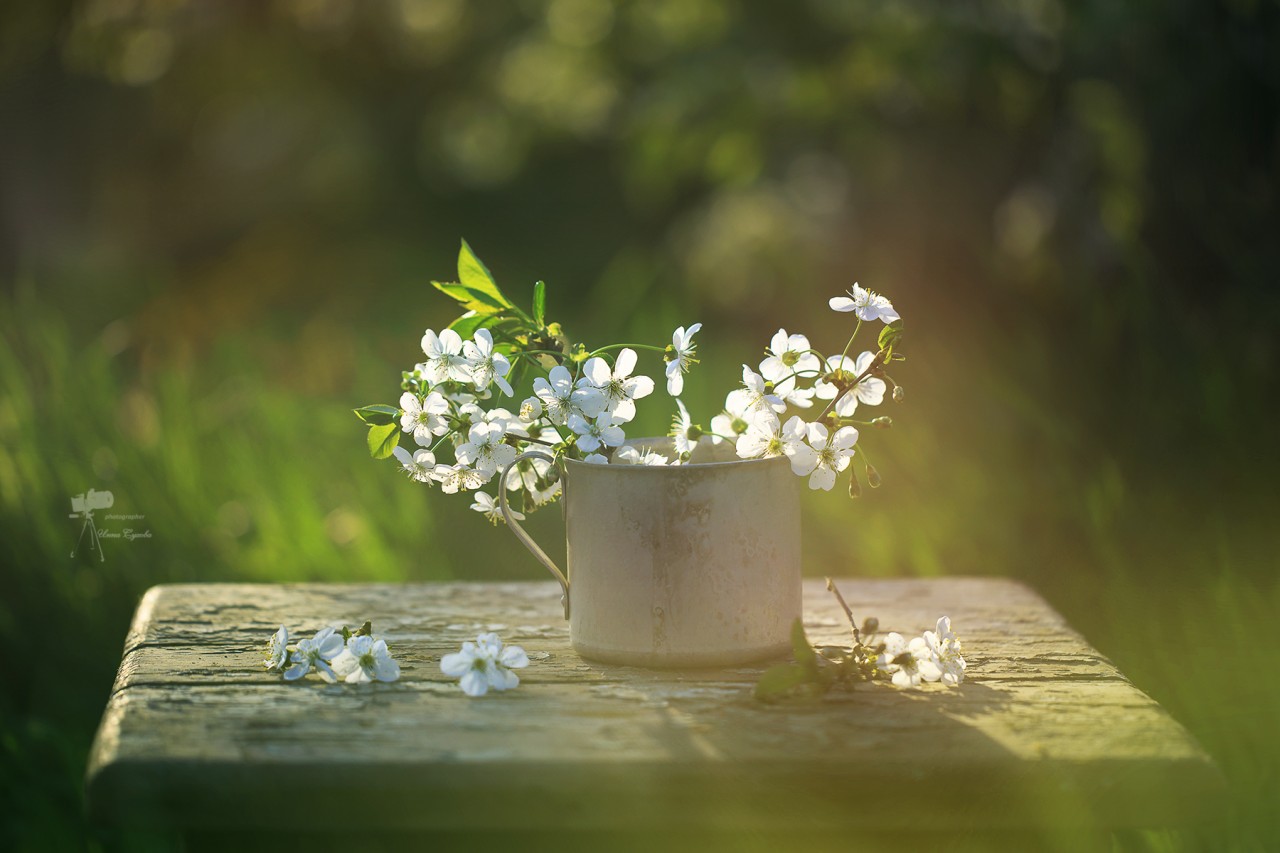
85 578 1224 835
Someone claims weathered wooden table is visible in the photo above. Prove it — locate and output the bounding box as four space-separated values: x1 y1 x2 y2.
86 578 1223 851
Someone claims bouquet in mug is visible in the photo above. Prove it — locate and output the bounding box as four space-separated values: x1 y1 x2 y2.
354 240 908 523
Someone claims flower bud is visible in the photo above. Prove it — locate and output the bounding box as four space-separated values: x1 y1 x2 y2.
866 464 882 488
861 617 879 635
519 396 543 422
848 472 862 499
872 416 893 429
892 385 905 402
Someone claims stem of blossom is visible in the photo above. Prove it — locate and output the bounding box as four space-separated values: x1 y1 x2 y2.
768 366 824 388
856 442 882 488
429 433 455 455
839 417 892 429
838 319 863 363
586 343 667 359
826 577 860 643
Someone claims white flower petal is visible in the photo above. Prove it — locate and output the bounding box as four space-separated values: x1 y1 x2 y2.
500 645 530 668
490 666 520 691
459 669 488 697
615 347 638 377
581 357 612 388
373 656 401 683
808 465 837 491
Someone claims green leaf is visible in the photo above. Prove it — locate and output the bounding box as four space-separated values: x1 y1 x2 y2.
430 239 517 315
353 404 400 426
367 422 400 459
446 311 488 340
448 310 527 343
877 319 904 353
458 239 503 297
355 620 373 637
754 663 811 701
507 358 528 392
431 281 510 314
790 618 818 673
532 280 546 327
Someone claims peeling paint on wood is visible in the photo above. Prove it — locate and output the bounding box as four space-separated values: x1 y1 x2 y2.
85 578 1224 833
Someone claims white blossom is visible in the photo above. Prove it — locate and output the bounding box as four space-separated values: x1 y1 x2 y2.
392 446 436 483
420 329 472 384
709 387 756 445
482 407 527 439
582 453 609 464
664 323 702 396
568 412 626 453
454 422 517 476
519 396 543 422
792 422 859 491
614 445 670 466
580 348 655 421
470 491 522 525
500 454 562 505
877 632 933 689
736 365 787 419
529 476 562 505
829 284 900 324
439 632 529 697
284 626 345 683
920 617 966 686
533 365 605 426
333 635 401 684
759 329 822 402
462 329 514 396
735 412 817 474
669 398 701 457
814 352 886 417
399 391 450 446
434 462 488 494
264 626 289 671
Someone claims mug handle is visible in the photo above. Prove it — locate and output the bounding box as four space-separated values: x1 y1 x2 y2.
499 451 571 620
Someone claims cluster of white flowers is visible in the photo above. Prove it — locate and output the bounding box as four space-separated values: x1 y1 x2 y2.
364 242 907 512
698 284 901 492
390 318 702 520
264 624 401 684
440 632 529 697
876 617 967 688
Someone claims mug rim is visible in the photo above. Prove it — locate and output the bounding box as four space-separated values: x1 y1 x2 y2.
561 437 788 472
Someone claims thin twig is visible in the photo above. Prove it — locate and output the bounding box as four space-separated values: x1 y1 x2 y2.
825 577 860 644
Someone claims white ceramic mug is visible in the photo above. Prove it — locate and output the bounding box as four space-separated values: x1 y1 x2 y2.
500 438 801 667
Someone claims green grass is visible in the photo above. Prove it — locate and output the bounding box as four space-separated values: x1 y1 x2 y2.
0 286 1276 851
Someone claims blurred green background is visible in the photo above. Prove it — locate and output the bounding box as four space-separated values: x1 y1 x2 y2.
1 0 1277 849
